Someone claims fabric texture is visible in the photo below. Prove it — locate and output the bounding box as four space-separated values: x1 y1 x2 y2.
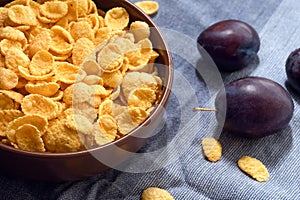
1 0 300 199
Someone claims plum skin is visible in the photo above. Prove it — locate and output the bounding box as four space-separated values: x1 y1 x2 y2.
286 48 300 92
215 77 294 138
197 19 260 72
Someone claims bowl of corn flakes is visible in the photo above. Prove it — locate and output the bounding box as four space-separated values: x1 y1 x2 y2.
0 0 173 181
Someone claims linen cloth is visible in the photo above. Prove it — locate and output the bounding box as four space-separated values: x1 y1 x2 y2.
1 0 300 199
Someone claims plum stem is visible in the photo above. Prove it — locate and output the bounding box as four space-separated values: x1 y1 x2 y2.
193 107 217 112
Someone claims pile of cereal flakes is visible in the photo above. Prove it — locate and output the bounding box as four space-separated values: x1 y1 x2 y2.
0 0 163 153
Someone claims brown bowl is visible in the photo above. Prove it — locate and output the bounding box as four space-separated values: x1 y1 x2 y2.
0 0 173 181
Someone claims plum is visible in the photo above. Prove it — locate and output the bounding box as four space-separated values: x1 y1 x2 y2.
197 20 260 72
286 48 300 93
215 77 294 138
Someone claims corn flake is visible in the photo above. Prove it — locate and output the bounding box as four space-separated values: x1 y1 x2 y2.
7 5 37 26
135 1 159 15
97 114 118 136
29 50 54 76
121 72 158 101
94 128 115 146
97 43 123 72
43 118 82 153
128 88 156 110
104 7 129 31
69 20 94 41
0 67 18 90
6 114 48 143
0 26 27 46
0 39 22 56
0 110 23 137
21 94 59 120
202 137 222 162
72 37 94 66
15 124 45 152
101 70 123 89
54 62 80 84
25 81 60 97
49 25 74 55
65 114 93 135
5 47 30 73
238 156 269 182
28 29 51 58
0 93 16 110
98 99 113 116
18 65 54 81
141 187 174 200
130 21 150 42
40 1 68 20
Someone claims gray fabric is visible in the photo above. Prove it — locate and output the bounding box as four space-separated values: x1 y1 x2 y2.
1 0 300 199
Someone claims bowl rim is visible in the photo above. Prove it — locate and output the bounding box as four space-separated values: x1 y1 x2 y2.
0 0 174 159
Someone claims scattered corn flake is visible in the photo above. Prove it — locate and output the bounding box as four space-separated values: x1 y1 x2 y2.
69 20 94 41
25 81 60 97
141 187 174 200
135 1 159 15
15 124 45 152
202 138 222 162
40 1 68 20
6 114 48 143
7 5 37 26
238 156 269 182
128 88 156 110
104 7 129 31
0 109 23 137
97 114 118 136
0 39 22 56
72 37 94 66
43 118 82 153
130 21 150 42
65 114 93 135
0 67 18 90
5 47 30 73
29 50 54 76
54 62 80 84
21 94 59 120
